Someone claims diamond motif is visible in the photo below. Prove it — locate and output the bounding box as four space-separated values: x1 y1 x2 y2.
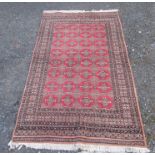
94 40 107 47
48 68 61 78
79 40 92 47
52 40 64 47
45 81 59 92
96 70 110 80
80 69 93 79
95 59 109 67
79 96 95 108
94 32 106 38
62 81 76 92
43 95 58 107
53 32 65 38
64 58 77 67
50 59 62 67
61 95 75 107
66 32 78 38
96 82 112 93
80 59 92 67
51 49 63 56
66 40 78 47
80 49 92 57
95 49 108 56
79 32 92 38
79 81 93 92
97 96 113 109
64 68 77 78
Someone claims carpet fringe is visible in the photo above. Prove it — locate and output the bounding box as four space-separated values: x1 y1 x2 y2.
43 9 119 13
8 141 150 152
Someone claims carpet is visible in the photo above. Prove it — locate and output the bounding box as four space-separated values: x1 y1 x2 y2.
9 10 149 152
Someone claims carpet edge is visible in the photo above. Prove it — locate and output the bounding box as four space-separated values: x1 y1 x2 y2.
116 11 148 148
43 9 119 13
8 141 150 153
9 10 149 152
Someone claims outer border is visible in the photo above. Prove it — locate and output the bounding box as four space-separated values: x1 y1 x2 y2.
9 10 149 152
116 10 148 148
43 9 119 13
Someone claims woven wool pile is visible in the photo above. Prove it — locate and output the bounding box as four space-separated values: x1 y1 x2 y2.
9 10 149 153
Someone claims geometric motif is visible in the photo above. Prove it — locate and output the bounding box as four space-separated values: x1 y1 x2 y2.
43 22 114 110
12 11 147 150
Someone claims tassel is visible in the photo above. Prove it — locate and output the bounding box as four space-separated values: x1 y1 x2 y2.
8 141 150 152
43 10 119 13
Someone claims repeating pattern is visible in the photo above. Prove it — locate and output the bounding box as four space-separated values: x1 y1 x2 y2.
12 12 147 148
42 23 113 110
